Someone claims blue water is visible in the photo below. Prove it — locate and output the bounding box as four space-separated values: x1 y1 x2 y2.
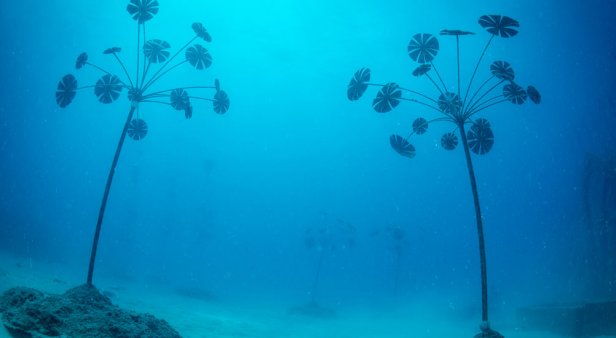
1 0 615 336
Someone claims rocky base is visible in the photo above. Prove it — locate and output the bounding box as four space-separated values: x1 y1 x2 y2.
0 284 181 338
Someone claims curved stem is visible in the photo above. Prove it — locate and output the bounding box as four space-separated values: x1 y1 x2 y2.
144 85 216 97
399 97 442 114
456 35 460 97
142 60 189 92
463 35 494 106
112 53 134 88
468 97 507 117
465 78 504 115
86 62 113 76
141 62 151 88
141 100 172 106
399 87 437 103
465 76 497 113
77 85 97 90
188 96 214 102
87 106 136 285
310 250 325 304
458 122 489 323
143 36 198 91
141 24 147 86
135 23 141 89
430 61 448 93
425 73 445 97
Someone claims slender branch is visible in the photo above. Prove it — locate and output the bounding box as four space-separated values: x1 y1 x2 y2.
399 97 441 113
430 61 448 93
463 35 494 106
457 122 490 323
135 23 141 89
77 85 97 90
425 73 445 97
468 97 508 117
112 53 134 88
456 35 460 97
142 60 189 92
144 85 216 97
188 96 214 102
399 86 437 103
141 24 147 86
86 62 113 75
83 63 129 88
470 95 504 113
465 76 496 113
465 78 504 115
87 106 136 285
141 100 172 106
141 62 152 87
142 35 198 91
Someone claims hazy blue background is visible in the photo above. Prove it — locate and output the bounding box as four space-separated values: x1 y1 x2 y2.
1 0 615 322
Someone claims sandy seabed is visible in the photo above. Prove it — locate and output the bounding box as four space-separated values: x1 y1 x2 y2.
0 252 612 338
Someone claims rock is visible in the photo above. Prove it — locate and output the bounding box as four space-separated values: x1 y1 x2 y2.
0 284 181 338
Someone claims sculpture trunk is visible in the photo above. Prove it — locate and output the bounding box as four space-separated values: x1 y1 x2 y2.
87 106 136 285
458 123 489 323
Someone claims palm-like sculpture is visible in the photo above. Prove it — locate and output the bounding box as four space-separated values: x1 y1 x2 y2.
347 15 540 338
55 0 230 286
291 217 355 318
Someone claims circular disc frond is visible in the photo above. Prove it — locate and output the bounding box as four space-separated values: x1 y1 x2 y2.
438 92 462 115
213 90 230 114
95 74 123 104
143 39 171 63
440 29 475 36
127 118 148 141
467 118 494 155
527 86 541 104
192 22 212 42
412 64 431 77
127 0 159 24
407 33 439 63
503 82 527 104
56 74 78 108
389 134 416 159
75 53 88 69
441 132 458 150
490 61 515 81
478 15 519 38
103 47 122 55
185 44 212 70
347 68 371 101
170 88 190 110
372 82 401 113
412 117 429 135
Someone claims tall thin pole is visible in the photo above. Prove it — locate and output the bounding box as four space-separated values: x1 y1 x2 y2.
87 106 136 285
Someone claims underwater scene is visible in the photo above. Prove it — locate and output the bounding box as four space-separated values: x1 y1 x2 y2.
1 0 615 337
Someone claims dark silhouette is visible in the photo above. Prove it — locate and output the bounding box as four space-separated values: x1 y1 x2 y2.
55 0 230 286
347 14 540 337
290 215 355 318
